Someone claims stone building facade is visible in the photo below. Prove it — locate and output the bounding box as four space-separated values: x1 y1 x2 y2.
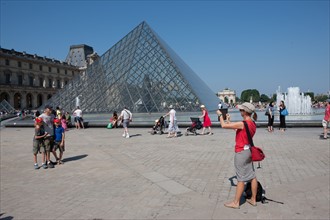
0 47 82 110
217 88 236 104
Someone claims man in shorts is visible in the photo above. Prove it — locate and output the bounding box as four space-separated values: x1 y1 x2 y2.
39 105 58 168
73 106 84 129
119 107 132 138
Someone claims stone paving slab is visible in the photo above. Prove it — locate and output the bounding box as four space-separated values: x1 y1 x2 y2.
0 126 329 219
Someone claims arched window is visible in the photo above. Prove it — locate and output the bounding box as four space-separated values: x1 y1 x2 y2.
224 96 229 104
37 94 43 107
14 93 22 109
26 93 33 108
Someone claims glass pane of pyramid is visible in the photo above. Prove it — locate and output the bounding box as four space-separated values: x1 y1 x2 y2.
45 21 219 113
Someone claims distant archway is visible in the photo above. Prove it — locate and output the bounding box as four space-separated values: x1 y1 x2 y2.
37 94 43 107
26 93 33 109
14 93 22 109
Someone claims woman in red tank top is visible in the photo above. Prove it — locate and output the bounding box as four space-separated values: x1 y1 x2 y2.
217 102 258 209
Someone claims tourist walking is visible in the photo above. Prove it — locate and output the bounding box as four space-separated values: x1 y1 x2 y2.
322 99 330 139
217 102 258 209
266 102 275 132
118 107 132 138
164 106 179 138
279 101 287 132
73 106 84 129
199 105 213 135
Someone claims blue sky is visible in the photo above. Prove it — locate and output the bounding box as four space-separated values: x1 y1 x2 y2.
1 0 329 97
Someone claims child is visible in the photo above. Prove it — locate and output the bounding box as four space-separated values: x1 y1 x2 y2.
53 118 65 165
61 114 68 131
33 117 48 169
110 111 118 128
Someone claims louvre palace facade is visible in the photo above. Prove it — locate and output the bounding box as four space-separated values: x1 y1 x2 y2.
0 45 96 110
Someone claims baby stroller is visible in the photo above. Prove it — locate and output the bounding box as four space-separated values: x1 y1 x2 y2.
185 117 203 136
151 116 166 135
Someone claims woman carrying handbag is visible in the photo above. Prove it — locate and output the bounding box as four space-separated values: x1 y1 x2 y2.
279 100 287 132
217 102 258 209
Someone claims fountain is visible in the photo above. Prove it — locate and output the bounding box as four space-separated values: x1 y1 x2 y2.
276 86 312 115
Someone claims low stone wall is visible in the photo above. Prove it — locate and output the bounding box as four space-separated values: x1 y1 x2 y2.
3 117 323 128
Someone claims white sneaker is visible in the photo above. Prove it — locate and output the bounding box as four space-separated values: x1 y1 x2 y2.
126 134 130 138
122 133 126 137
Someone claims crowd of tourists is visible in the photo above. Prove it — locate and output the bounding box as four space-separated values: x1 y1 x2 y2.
30 98 330 210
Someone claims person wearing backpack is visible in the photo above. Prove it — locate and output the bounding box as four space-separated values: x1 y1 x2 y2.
217 102 258 209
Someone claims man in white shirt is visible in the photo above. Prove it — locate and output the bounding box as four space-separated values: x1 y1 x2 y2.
119 107 132 138
164 106 179 138
73 106 84 129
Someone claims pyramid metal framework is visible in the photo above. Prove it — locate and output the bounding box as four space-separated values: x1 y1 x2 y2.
45 21 219 113
0 99 15 113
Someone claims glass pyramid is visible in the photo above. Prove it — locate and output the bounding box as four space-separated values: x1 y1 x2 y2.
45 21 219 113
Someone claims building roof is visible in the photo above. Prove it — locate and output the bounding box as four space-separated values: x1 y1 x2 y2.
0 47 75 67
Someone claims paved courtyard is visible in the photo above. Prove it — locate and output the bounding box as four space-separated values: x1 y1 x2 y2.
0 126 329 219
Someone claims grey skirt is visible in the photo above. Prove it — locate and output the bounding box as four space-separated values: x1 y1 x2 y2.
234 149 256 182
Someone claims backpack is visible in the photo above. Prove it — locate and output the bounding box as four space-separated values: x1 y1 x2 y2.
245 181 263 202
245 181 284 204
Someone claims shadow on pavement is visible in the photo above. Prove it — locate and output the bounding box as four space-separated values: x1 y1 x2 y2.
0 213 13 220
63 154 88 163
129 134 142 138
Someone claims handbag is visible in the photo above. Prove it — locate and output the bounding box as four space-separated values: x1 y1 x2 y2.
265 106 270 115
243 121 265 162
280 108 288 116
